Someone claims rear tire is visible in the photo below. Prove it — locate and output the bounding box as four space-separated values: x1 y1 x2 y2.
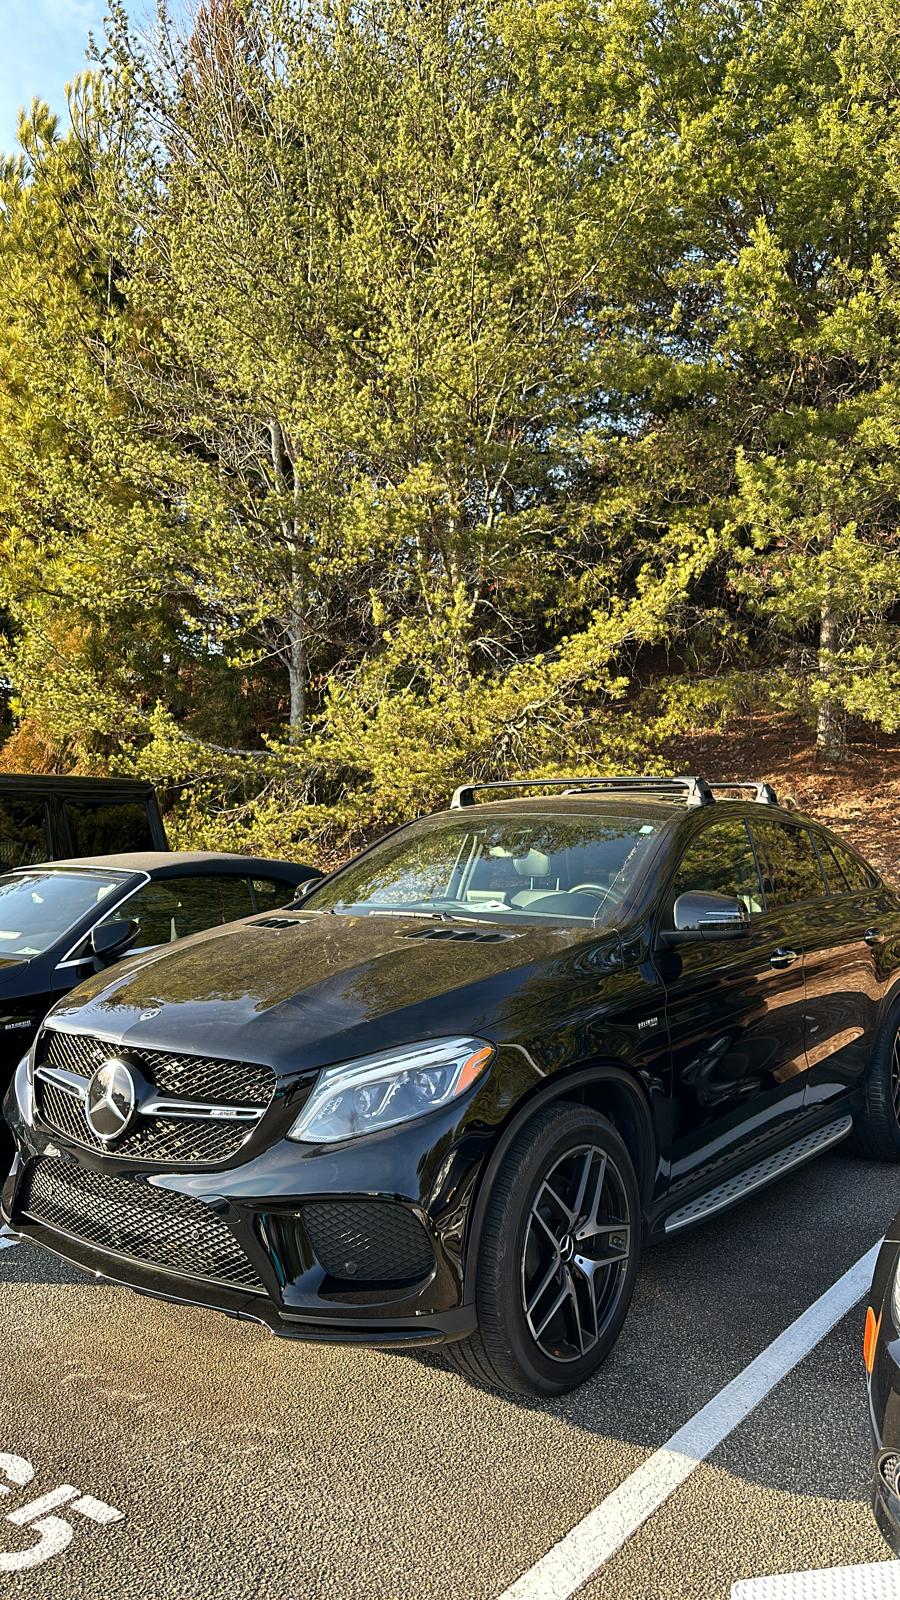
445 1103 640 1396
852 1011 900 1161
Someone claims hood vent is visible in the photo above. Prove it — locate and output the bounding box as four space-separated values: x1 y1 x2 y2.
401 926 517 943
251 916 305 929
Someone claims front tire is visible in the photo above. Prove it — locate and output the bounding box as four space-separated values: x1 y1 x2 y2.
853 1011 900 1161
445 1103 640 1396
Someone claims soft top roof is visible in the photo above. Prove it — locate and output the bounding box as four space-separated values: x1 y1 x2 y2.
12 851 316 880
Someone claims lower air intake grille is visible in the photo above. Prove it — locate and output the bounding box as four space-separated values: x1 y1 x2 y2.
301 1200 433 1284
18 1157 264 1293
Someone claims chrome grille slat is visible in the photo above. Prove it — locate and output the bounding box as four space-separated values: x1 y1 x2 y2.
34 1030 276 1167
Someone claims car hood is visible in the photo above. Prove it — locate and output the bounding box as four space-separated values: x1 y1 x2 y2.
43 910 611 1075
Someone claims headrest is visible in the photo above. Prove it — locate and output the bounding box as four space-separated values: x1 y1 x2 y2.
512 849 551 879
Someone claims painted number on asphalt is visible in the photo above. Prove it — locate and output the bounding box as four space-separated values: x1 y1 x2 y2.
0 1454 124 1573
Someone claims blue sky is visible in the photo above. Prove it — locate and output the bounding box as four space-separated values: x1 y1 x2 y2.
0 1 167 154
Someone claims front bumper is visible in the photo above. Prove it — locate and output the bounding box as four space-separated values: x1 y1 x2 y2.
2 1059 484 1348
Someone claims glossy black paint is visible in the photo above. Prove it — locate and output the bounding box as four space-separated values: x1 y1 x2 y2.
4 796 900 1348
866 1219 900 1553
0 852 319 1163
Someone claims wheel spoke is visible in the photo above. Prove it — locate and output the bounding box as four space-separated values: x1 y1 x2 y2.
531 1208 563 1253
539 1179 575 1228
526 1255 564 1322
569 1261 599 1353
532 1282 570 1340
566 1271 590 1355
570 1149 594 1221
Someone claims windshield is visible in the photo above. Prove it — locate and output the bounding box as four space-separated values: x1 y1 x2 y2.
307 813 660 925
0 869 130 960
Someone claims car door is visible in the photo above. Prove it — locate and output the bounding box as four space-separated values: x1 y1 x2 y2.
794 830 890 1106
656 812 809 1188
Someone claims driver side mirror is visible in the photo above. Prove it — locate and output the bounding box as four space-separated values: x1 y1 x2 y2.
289 876 321 904
90 917 140 963
660 891 751 945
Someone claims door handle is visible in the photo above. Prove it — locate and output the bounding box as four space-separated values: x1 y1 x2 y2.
864 928 881 946
770 947 799 969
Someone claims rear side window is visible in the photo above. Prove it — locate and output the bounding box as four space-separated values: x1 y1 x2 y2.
0 800 49 869
64 800 155 857
670 818 766 916
820 838 877 893
251 877 293 912
750 821 827 907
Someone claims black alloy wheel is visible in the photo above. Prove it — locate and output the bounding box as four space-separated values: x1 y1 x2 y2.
445 1102 640 1396
521 1143 631 1364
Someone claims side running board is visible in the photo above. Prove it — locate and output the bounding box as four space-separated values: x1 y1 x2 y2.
664 1115 854 1234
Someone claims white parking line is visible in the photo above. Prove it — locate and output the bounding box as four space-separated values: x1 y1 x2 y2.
732 1563 900 1597
497 1240 881 1600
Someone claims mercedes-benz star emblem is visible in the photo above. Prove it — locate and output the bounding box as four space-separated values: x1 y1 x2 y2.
86 1058 138 1144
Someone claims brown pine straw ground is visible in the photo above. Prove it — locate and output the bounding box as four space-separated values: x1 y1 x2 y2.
660 715 900 887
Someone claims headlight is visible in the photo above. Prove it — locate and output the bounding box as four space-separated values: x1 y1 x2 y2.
288 1037 494 1144
892 1258 900 1332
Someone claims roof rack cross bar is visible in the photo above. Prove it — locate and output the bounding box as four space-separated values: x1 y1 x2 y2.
450 776 714 809
707 782 779 806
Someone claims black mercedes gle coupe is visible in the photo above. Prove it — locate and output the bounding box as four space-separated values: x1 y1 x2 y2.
4 775 899 1396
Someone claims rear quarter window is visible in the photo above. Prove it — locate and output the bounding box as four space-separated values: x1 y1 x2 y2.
251 877 294 912
823 838 878 893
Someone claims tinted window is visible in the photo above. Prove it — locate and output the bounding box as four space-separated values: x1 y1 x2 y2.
64 800 155 856
307 812 660 924
106 874 254 947
670 819 765 916
0 869 127 960
824 839 876 893
0 801 49 869
750 821 827 907
251 877 293 912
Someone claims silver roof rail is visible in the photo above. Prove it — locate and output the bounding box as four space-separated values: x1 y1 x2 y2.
449 776 715 809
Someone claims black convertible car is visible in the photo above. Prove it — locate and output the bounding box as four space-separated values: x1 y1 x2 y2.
3 775 899 1396
0 850 319 1158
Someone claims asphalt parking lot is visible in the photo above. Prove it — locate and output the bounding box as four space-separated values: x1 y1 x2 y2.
0 1149 898 1600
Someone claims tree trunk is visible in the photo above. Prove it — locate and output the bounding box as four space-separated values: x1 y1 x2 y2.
816 598 845 764
286 586 306 741
270 417 308 743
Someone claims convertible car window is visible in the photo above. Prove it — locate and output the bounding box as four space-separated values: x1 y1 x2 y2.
0 869 128 960
103 874 254 946
307 813 660 924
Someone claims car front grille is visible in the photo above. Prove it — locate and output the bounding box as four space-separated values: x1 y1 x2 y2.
33 1028 276 1167
18 1156 265 1293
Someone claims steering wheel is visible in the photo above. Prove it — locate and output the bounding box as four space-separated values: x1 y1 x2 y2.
570 883 611 899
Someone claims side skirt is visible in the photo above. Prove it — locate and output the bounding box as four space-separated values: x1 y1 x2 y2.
653 1113 854 1239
